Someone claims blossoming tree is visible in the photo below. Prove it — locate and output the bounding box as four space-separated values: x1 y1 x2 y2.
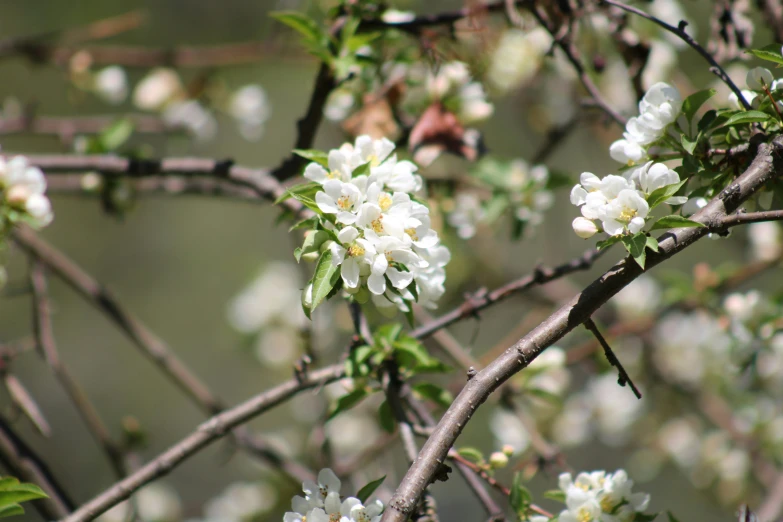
2 0 783 521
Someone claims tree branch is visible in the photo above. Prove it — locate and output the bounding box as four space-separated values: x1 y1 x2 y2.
29 261 127 478
380 136 783 521
60 363 344 522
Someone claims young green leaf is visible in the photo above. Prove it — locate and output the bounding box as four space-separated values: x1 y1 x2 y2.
296 230 330 263
680 134 698 155
596 235 622 250
647 179 687 209
352 161 371 178
682 88 717 123
649 215 706 230
327 388 370 420
621 233 648 269
310 250 340 313
356 476 386 504
509 472 532 517
544 489 567 503
746 44 783 66
456 447 484 463
722 110 772 126
293 149 329 167
270 12 323 45
0 477 48 519
378 400 396 433
99 119 135 151
412 383 454 408
645 236 659 252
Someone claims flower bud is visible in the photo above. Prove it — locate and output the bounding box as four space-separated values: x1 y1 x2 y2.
502 444 515 456
5 185 30 206
747 67 773 91
572 217 598 239
489 451 509 469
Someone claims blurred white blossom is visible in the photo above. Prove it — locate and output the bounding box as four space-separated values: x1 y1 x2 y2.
94 66 128 105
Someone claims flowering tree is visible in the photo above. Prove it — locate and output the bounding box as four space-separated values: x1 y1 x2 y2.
3 0 783 521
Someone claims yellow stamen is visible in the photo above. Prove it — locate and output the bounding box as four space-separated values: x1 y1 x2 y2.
367 154 380 167
371 216 384 233
577 507 593 522
619 208 637 222
348 244 365 257
337 196 352 210
405 228 419 241
600 496 615 513
326 170 341 179
379 193 393 211
385 252 394 263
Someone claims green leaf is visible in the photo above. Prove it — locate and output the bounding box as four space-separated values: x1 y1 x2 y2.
0 478 47 519
526 387 562 405
666 512 682 522
645 236 659 252
621 233 648 269
697 109 717 132
293 149 329 167
289 216 318 232
412 383 454 408
509 472 531 516
328 388 370 420
296 230 330 263
378 400 396 433
356 476 386 503
746 44 783 66
310 250 340 313
682 88 717 122
375 323 404 345
352 161 371 178
722 110 771 126
680 134 698 155
647 179 687 209
99 119 134 151
456 447 484 463
270 11 323 44
649 215 706 230
544 489 566 503
596 235 622 250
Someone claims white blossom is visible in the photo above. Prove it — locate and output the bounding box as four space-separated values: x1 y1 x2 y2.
728 89 759 111
747 67 774 91
230 84 271 140
94 66 128 105
163 100 217 141
448 192 484 239
572 217 598 238
600 189 649 235
133 68 182 111
682 196 707 216
747 221 782 261
609 139 646 165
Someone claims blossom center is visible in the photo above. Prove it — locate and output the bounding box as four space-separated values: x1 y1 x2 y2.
379 194 392 211
367 154 380 167
577 507 593 522
371 216 384 233
619 208 637 222
348 244 365 257
600 495 616 513
327 170 341 180
338 196 352 210
405 228 418 241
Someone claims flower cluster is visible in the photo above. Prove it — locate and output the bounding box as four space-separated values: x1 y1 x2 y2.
570 160 684 237
284 468 383 522
418 61 494 125
298 135 449 313
609 82 683 166
0 155 53 232
533 470 651 522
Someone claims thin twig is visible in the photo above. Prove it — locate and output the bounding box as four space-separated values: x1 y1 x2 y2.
602 0 751 110
14 227 225 416
0 416 74 519
583 318 642 399
29 261 127 478
60 363 345 522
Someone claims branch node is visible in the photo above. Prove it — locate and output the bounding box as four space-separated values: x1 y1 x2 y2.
466 366 477 380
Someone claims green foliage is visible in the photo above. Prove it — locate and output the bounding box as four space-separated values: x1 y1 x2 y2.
0 477 47 519
596 235 622 250
509 472 532 520
293 149 329 167
543 489 566 503
682 88 716 124
356 475 386 503
304 249 341 318
648 215 705 231
412 382 453 407
270 11 333 64
378 400 396 433
621 233 649 269
647 180 688 210
456 447 484 463
295 230 330 263
327 387 371 420
746 44 783 66
722 110 771 126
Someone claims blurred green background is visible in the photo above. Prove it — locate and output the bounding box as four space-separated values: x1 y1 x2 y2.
0 0 774 520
